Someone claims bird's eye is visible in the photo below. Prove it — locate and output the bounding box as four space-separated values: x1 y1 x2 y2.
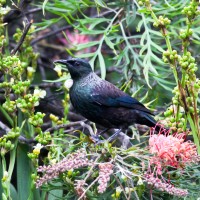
75 62 80 66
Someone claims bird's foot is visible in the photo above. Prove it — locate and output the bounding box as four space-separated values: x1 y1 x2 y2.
89 134 101 143
89 129 122 145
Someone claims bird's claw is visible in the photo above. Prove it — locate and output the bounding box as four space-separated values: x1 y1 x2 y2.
89 135 107 145
89 134 101 143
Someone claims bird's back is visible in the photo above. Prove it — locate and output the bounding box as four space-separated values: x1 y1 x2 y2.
69 72 156 129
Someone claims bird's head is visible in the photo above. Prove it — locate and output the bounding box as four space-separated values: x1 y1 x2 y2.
54 58 92 80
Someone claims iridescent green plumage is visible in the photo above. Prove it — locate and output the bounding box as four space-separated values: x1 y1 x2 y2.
54 58 158 131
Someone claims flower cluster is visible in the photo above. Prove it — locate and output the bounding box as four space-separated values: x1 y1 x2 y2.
74 180 87 199
149 134 199 174
153 16 171 28
97 163 113 193
59 30 91 54
143 173 188 197
36 149 90 188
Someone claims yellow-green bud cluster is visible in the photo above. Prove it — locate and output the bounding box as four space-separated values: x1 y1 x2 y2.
171 86 179 105
28 112 45 127
178 52 197 76
0 127 20 156
3 101 16 113
153 16 171 28
0 82 11 88
0 55 27 80
13 28 34 46
138 0 150 6
164 105 186 132
0 55 19 71
162 50 178 63
182 1 200 21
0 35 5 47
179 29 193 40
12 81 30 95
49 114 63 125
35 131 52 145
0 0 6 6
16 94 39 113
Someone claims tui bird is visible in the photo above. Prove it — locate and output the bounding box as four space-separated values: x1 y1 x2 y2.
54 58 161 140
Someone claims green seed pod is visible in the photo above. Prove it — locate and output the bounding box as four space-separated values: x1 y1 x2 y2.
189 107 194 113
170 117 175 123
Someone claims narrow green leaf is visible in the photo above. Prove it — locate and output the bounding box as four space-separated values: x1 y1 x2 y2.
76 41 99 50
151 41 164 53
98 53 106 79
10 184 18 200
77 52 96 58
42 0 49 15
136 20 144 32
105 36 115 50
140 31 147 46
17 144 32 200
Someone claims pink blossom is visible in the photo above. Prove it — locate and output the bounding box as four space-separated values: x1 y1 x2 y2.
59 30 90 46
97 163 113 193
149 133 199 174
36 149 90 188
143 173 188 197
58 30 98 54
75 180 87 199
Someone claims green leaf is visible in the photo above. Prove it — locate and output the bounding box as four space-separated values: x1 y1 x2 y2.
104 36 115 50
17 144 32 200
136 20 144 32
140 31 147 46
76 41 99 50
42 0 49 15
150 41 164 53
94 0 107 7
48 183 63 200
10 184 18 200
77 17 109 27
98 53 106 79
77 52 96 58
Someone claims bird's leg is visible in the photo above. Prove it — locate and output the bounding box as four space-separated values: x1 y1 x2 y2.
98 128 110 136
90 128 122 144
89 128 110 143
107 129 122 142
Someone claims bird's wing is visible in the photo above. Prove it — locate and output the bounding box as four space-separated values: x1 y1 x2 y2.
91 83 153 115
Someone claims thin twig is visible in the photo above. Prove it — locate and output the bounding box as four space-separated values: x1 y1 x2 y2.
0 121 10 132
84 155 101 181
45 120 87 133
113 174 128 200
25 8 42 15
18 136 36 144
11 19 33 55
78 178 99 200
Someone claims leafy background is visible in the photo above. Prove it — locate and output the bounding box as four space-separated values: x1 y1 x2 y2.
0 0 200 199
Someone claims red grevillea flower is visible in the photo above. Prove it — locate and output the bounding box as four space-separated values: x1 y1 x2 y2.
149 133 199 174
60 30 90 46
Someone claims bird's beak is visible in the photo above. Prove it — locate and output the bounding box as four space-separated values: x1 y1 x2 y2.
53 59 68 65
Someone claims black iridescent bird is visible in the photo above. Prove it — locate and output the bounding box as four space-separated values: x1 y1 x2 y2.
54 58 160 139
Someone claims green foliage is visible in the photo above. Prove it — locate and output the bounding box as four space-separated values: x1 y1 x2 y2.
0 0 200 200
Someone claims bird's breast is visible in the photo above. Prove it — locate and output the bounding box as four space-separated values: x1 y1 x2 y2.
70 83 100 115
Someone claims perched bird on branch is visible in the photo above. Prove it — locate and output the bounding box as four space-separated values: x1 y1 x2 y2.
54 58 161 140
